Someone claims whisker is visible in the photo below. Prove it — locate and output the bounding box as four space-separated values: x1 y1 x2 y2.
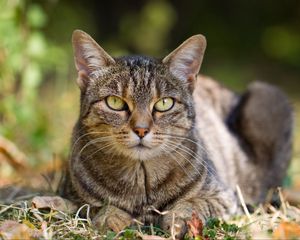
163 143 203 177
78 136 113 155
70 131 112 157
156 133 208 152
170 124 190 130
160 145 195 181
73 124 110 137
82 143 115 162
165 141 217 177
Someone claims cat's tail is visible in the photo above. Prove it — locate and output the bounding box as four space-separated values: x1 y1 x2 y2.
231 81 293 202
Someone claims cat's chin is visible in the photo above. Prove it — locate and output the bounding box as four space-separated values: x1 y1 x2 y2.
122 145 162 161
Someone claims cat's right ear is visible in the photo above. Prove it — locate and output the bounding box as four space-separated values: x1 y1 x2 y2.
72 30 115 90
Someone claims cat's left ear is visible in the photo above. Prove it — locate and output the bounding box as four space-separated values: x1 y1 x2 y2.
163 34 206 87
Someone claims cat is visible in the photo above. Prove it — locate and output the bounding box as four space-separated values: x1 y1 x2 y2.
59 30 293 238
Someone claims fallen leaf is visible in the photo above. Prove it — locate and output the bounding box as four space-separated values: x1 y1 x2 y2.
273 221 300 239
0 135 28 172
31 196 77 214
187 211 203 238
142 235 168 240
0 220 41 240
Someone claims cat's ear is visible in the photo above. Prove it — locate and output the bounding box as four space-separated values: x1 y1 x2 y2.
163 34 206 87
72 30 115 90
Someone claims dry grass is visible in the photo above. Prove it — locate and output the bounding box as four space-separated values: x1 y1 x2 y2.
0 188 300 240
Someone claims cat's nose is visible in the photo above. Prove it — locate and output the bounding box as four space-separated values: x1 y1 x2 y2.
134 127 149 138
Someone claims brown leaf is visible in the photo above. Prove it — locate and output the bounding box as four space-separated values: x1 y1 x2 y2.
0 135 28 171
0 220 41 240
32 196 77 214
273 221 300 239
186 211 203 238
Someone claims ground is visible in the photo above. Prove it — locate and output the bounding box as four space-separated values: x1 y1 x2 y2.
1 185 300 239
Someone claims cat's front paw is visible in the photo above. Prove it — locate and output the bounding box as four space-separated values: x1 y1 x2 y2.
161 215 188 240
92 205 132 233
161 201 206 239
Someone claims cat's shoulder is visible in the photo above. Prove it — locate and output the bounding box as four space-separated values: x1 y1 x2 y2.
194 75 237 118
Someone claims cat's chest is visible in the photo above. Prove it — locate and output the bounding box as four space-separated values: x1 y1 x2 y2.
102 159 185 214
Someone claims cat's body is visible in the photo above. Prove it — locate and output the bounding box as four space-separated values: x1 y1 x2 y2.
59 30 293 238
193 76 292 204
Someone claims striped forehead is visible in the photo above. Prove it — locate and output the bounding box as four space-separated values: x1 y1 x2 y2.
91 56 183 105
117 56 159 102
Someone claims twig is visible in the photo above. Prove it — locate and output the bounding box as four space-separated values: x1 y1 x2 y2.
278 187 287 215
236 185 251 221
74 204 91 226
0 135 27 171
150 223 154 236
170 212 176 240
148 205 169 215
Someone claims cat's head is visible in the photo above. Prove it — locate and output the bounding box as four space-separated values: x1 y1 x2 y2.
72 30 206 161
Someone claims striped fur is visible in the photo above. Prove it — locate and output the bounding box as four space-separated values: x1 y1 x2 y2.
59 30 293 238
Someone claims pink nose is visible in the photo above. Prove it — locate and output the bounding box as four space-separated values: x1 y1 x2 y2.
134 127 149 138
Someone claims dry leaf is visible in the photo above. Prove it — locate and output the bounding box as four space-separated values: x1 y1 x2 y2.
186 211 203 238
32 196 77 214
0 220 41 240
142 235 168 240
0 135 28 172
273 221 300 239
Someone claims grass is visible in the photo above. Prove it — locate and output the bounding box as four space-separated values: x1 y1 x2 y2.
0 188 300 240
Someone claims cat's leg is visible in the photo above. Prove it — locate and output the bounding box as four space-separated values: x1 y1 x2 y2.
229 81 293 202
161 186 237 239
58 169 133 232
92 205 133 233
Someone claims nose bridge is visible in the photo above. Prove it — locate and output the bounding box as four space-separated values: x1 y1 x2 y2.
130 108 152 129
130 108 153 138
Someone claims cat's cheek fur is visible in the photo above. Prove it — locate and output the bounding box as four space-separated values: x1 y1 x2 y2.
155 111 192 132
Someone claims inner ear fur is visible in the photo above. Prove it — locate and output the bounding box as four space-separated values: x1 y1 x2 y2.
163 34 206 86
72 29 115 90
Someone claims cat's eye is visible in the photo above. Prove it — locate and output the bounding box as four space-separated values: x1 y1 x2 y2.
154 97 174 112
105 96 127 111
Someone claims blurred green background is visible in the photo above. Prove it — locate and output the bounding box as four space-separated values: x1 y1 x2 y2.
0 0 299 186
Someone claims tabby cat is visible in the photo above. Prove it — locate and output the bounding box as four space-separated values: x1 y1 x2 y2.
59 30 293 238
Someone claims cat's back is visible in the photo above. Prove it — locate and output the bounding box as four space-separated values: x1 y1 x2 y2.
193 75 293 204
192 75 245 190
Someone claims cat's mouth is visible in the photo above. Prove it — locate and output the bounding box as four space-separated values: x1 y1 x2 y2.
122 135 162 160
130 142 151 150
121 139 163 161
128 143 155 161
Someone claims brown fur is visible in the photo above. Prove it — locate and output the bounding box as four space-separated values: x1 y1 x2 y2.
59 30 293 238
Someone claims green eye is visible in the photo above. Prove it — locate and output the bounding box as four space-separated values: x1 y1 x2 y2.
154 97 174 112
106 96 127 111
